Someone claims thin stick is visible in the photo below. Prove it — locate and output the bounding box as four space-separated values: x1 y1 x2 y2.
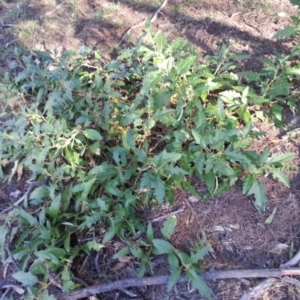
2 177 50 213
60 268 300 300
118 0 169 45
148 208 184 223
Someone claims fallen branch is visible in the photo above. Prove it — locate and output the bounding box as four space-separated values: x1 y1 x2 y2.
118 0 169 45
241 248 300 299
60 268 300 300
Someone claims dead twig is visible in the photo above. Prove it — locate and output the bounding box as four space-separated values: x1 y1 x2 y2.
240 278 278 300
60 268 300 300
2 177 50 213
241 248 300 299
118 0 169 45
280 248 300 268
148 208 184 223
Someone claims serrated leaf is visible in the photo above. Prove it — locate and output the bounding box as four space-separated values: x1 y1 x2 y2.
13 271 38 286
186 269 211 299
141 70 160 95
213 158 235 177
89 162 117 181
161 216 177 239
154 31 168 52
177 56 196 75
82 129 102 141
242 174 255 194
153 239 174 254
190 246 210 264
224 149 251 167
259 147 270 165
246 179 268 212
153 149 182 165
113 247 130 259
273 26 299 39
267 152 294 165
271 168 290 187
84 240 104 252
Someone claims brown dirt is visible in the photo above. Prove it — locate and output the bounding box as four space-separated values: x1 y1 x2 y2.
1 0 300 299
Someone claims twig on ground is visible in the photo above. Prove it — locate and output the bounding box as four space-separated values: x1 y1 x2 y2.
241 248 300 299
148 208 184 223
60 268 300 300
118 0 169 45
280 248 300 268
240 278 278 300
44 1 66 17
2 176 50 213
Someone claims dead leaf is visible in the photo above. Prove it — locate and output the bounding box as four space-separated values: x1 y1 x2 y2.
213 225 225 232
229 224 240 230
188 196 199 203
17 164 23 181
270 243 289 254
111 262 126 271
265 207 277 225
118 256 133 263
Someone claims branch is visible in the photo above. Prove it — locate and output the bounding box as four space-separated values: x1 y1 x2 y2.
2 176 50 213
118 0 169 45
60 268 300 300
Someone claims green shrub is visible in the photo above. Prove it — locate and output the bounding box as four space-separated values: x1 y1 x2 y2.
0 24 297 298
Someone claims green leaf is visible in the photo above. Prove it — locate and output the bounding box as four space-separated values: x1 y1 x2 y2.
113 247 130 259
89 162 117 181
273 26 299 39
246 178 268 212
0 225 8 260
167 253 181 291
177 56 196 75
84 240 104 252
140 172 165 203
186 269 211 299
259 147 270 165
146 223 154 242
48 193 61 220
265 207 277 225
266 152 294 165
16 208 38 226
194 152 205 175
161 216 177 239
242 174 255 194
271 168 290 187
153 149 182 165
153 239 174 254
203 171 216 194
154 31 168 52
225 149 251 166
13 271 38 286
89 141 101 155
82 129 102 141
141 70 160 95
213 158 235 177
190 246 210 264
102 226 118 244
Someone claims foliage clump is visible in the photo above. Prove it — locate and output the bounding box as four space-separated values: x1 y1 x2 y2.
0 22 298 298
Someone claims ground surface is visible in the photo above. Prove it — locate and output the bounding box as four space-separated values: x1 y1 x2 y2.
1 0 300 299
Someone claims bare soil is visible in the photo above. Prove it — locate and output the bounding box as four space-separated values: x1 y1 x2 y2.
1 0 300 299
